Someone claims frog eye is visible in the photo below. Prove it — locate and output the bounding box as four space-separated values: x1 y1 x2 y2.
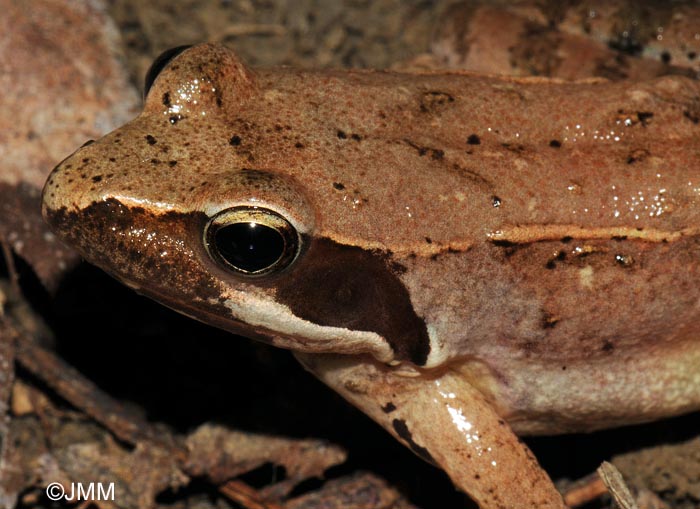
204 207 300 276
144 45 192 97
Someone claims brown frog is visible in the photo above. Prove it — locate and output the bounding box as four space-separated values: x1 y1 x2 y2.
41 43 700 508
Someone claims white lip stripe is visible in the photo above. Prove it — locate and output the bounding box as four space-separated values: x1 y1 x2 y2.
216 292 394 362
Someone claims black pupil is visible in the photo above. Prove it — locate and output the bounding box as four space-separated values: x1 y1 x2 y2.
214 222 285 273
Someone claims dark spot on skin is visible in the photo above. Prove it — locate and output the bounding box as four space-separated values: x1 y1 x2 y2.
392 419 435 464
169 160 178 167
549 139 561 148
332 182 345 191
294 142 304 149
382 402 397 413
229 135 242 146
162 92 171 107
684 110 700 124
109 157 116 162
492 240 516 248
424 237 432 244
272 237 431 365
637 112 653 126
615 253 634 267
492 240 523 258
492 196 501 208
404 139 445 160
661 51 671 64
389 259 407 275
561 236 572 243
546 251 566 269
602 341 615 353
91 176 102 183
82 158 90 163
337 130 362 141
467 134 481 145
542 312 559 329
688 52 697 60
474 474 480 480
145 135 157 145
562 366 567 370
150 159 160 165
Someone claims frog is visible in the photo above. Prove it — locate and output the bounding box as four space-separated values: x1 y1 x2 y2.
41 43 700 508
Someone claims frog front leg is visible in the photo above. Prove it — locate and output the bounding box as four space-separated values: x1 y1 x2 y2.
296 352 567 509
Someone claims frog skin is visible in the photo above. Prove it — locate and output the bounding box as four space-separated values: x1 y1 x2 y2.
41 43 700 508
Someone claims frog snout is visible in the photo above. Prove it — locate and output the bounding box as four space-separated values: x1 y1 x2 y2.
41 140 99 218
41 139 119 243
